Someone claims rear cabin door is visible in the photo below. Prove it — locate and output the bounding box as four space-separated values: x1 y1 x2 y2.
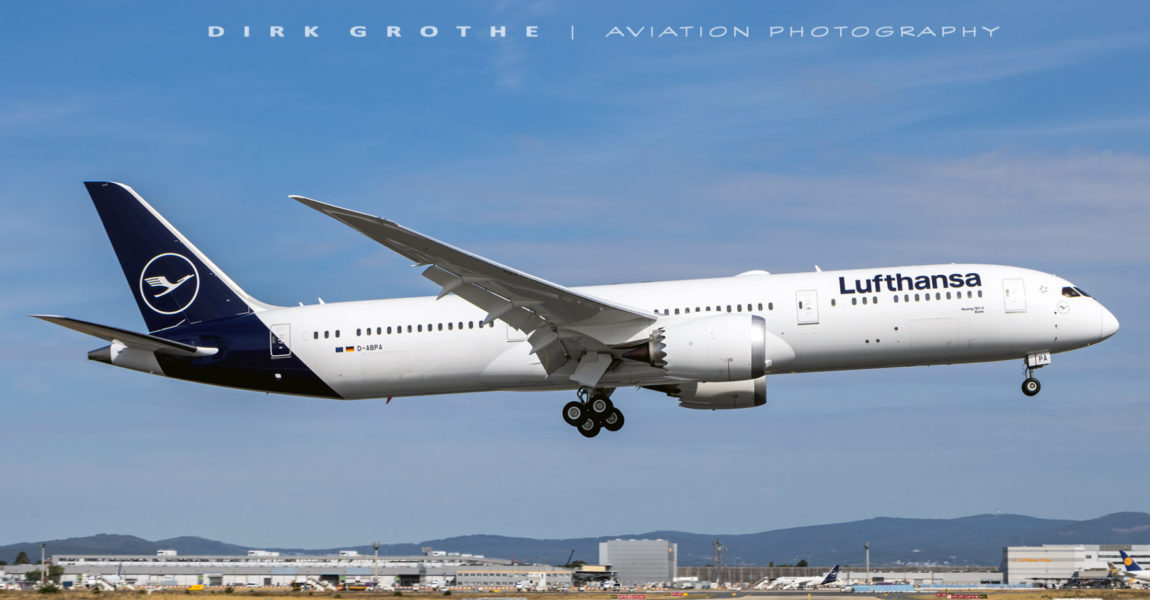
1002 278 1027 313
270 323 291 358
796 290 819 325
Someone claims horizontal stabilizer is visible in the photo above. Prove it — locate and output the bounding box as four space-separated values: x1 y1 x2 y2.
32 315 218 357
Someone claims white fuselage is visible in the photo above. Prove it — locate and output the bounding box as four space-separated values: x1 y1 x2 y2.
256 264 1116 400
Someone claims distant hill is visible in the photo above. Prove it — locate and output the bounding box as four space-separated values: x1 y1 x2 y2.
3 512 1147 567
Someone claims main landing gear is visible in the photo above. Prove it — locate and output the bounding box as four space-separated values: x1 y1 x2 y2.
1021 352 1050 397
562 387 624 438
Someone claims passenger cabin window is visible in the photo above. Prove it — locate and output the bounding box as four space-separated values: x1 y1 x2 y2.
768 302 774 310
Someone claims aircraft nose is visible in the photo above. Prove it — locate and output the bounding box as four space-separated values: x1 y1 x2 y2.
1100 305 1120 340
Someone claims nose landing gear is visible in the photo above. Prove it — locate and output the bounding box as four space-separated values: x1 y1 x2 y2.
563 387 623 438
1021 353 1050 397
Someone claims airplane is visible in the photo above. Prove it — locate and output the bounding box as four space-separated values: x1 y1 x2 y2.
1114 551 1150 586
760 565 840 590
35 182 1120 438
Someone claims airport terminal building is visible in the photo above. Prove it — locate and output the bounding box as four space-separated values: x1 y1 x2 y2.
0 550 569 590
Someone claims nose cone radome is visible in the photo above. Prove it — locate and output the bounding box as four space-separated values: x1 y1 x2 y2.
1100 305 1120 340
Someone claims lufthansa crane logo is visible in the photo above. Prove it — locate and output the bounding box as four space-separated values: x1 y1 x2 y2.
139 253 200 315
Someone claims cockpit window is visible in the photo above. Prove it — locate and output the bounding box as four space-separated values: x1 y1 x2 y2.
1062 286 1081 298
1074 287 1091 297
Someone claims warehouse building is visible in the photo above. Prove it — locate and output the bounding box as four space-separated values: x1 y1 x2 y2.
599 539 677 586
1003 544 1150 584
454 566 572 589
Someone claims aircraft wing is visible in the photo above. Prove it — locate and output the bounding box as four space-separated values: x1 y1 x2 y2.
293 196 657 377
32 315 218 357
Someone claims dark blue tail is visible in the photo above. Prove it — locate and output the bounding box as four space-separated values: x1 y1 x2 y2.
85 182 259 332
1121 550 1143 572
822 565 840 584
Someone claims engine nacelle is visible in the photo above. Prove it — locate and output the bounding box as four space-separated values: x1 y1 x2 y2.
625 314 768 382
678 377 767 410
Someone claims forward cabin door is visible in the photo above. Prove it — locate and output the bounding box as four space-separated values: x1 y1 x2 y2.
796 290 819 325
1003 278 1027 313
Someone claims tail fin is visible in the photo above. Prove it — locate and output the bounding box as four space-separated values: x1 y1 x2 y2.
1121 550 1143 572
823 565 840 584
84 182 263 332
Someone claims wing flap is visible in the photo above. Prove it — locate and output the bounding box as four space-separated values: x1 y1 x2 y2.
33 315 218 357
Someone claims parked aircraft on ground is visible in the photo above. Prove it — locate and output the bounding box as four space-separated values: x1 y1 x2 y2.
757 565 840 590
37 183 1119 437
1114 551 1150 586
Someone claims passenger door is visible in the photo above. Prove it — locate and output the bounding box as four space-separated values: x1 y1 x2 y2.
270 323 291 358
796 290 819 325
1002 279 1027 313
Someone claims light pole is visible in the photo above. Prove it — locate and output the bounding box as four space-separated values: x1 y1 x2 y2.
41 543 47 586
864 542 870 585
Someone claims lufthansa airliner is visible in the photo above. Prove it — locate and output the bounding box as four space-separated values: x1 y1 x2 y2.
36 182 1119 437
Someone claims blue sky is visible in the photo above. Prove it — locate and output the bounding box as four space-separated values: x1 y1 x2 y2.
2 1 1148 552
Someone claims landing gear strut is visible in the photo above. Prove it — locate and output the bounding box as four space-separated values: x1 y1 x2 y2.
563 387 623 437
1021 353 1049 397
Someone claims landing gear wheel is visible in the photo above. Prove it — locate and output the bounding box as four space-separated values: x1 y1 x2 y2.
602 408 625 432
577 415 602 438
1022 377 1041 396
589 394 614 417
562 401 585 426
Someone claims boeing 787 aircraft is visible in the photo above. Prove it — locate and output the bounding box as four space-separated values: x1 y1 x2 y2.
36 182 1119 437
